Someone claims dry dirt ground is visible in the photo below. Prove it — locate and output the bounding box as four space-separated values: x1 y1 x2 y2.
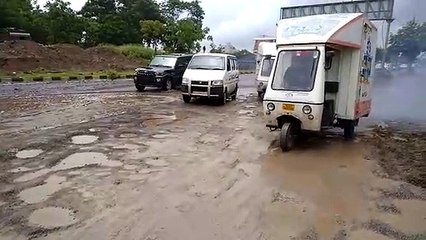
0 41 139 73
0 77 425 240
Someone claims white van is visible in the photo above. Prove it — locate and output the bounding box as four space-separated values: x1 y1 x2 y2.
181 53 239 105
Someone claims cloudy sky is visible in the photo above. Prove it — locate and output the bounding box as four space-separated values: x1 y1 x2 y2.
36 0 426 50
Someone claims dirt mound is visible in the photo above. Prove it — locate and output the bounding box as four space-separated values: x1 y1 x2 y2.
0 40 140 72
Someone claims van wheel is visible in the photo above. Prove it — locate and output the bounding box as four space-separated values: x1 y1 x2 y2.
344 121 355 140
182 95 191 103
219 91 227 105
231 86 238 101
280 122 295 152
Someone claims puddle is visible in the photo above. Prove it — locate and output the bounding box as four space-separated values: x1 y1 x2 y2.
262 141 371 239
71 135 99 145
113 144 140 150
119 133 138 138
145 159 169 167
28 207 77 228
143 113 177 127
18 175 68 204
151 134 176 139
123 165 138 170
127 174 147 181
95 172 110 177
16 149 43 159
169 128 185 133
198 134 220 144
67 171 82 176
8 166 37 173
14 169 51 183
52 152 122 171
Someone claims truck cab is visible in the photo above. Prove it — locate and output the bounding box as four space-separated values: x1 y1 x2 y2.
256 42 277 98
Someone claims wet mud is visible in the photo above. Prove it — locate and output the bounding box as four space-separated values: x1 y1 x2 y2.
0 77 425 240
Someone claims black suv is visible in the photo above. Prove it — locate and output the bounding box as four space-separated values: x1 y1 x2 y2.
134 54 193 91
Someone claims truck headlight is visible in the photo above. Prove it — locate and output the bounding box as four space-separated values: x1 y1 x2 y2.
302 105 312 114
267 103 275 111
182 77 189 84
212 80 223 86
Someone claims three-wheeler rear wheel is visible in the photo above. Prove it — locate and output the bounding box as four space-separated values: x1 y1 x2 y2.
279 122 295 152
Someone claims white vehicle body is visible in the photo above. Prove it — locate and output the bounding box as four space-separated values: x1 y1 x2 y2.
264 13 377 148
181 53 239 104
256 42 277 94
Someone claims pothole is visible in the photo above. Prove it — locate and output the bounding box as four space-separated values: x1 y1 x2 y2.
18 175 68 204
71 135 99 145
28 207 77 228
123 165 138 170
119 133 138 138
113 144 140 150
14 169 51 183
151 134 177 139
145 159 169 167
52 152 122 171
16 149 43 159
8 166 38 173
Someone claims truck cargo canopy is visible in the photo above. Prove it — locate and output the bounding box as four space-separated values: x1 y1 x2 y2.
276 13 371 48
258 42 277 56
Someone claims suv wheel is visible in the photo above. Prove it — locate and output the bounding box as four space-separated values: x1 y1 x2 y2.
163 79 172 91
136 85 145 92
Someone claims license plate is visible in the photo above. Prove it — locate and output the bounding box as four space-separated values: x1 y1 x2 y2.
282 103 295 111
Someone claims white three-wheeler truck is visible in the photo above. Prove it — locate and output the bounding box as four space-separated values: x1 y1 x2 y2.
256 42 277 99
263 13 377 151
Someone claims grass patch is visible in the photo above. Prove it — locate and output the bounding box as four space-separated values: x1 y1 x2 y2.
0 70 136 81
103 44 155 60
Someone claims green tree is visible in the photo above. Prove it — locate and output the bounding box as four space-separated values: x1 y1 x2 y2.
140 20 165 51
43 0 85 44
389 20 423 67
160 0 208 53
80 0 162 45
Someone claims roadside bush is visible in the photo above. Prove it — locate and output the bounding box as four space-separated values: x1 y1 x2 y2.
106 70 119 79
115 44 155 60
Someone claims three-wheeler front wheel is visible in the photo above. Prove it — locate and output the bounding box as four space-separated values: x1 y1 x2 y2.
280 122 295 152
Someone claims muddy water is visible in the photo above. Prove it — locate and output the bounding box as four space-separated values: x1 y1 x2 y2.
28 207 77 228
18 175 68 204
261 140 371 239
14 169 51 183
15 149 43 159
52 152 122 171
71 135 99 145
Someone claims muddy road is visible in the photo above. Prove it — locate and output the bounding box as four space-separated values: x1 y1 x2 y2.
0 74 425 240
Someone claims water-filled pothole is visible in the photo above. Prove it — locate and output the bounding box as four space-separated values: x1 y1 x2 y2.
28 207 77 228
71 135 99 145
16 149 43 159
52 152 122 171
18 175 67 204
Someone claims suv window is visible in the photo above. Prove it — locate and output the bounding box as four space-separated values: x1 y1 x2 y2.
227 58 232 71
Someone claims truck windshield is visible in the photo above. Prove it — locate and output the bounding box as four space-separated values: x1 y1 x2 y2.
260 58 275 77
272 50 320 91
188 56 225 70
149 56 177 68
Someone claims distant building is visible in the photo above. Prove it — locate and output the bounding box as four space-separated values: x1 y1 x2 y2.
0 28 31 41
